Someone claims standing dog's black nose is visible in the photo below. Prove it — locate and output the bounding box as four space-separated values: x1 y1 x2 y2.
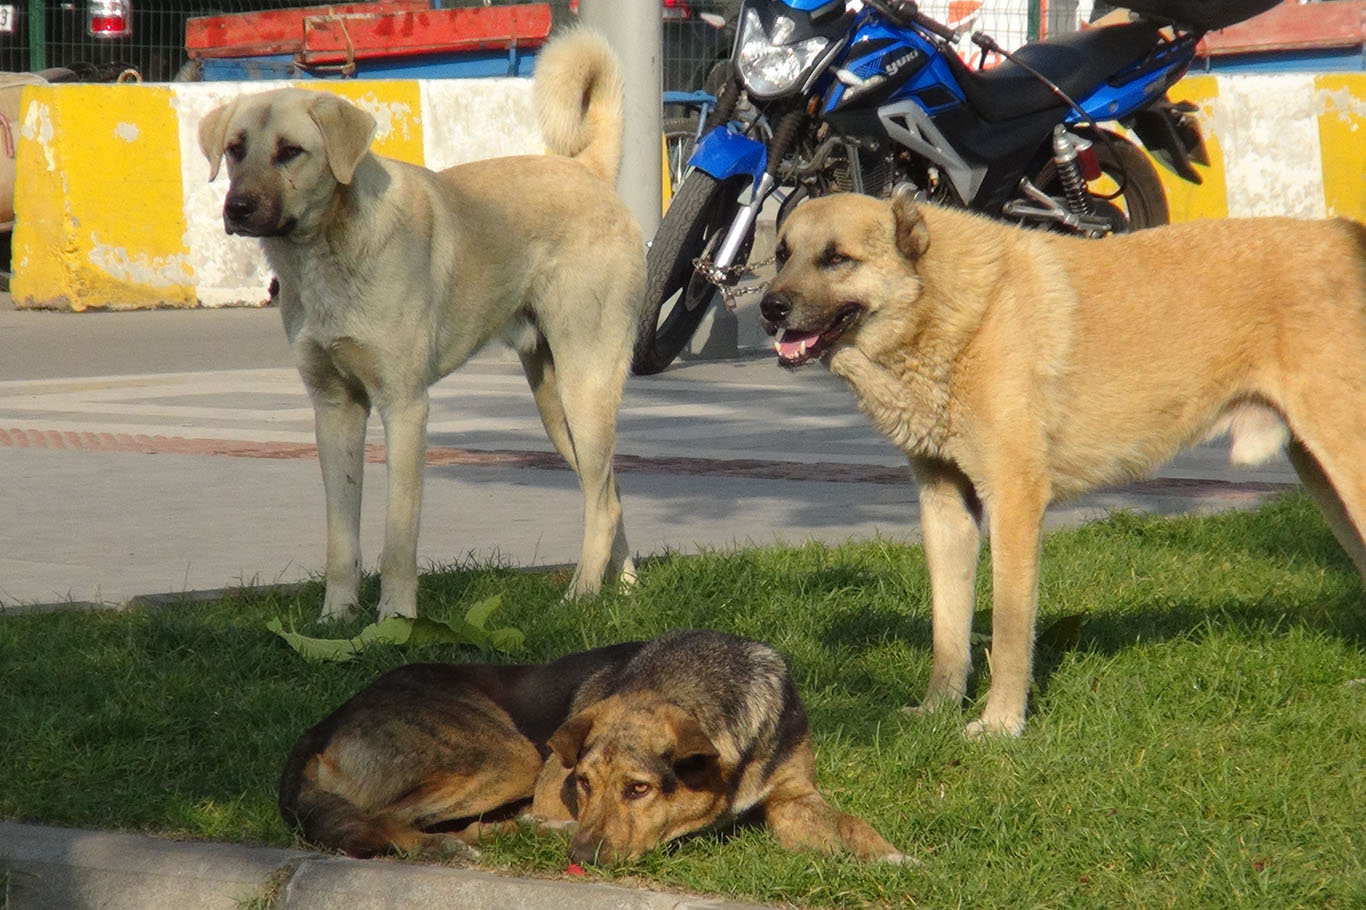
760 292 792 326
224 193 256 225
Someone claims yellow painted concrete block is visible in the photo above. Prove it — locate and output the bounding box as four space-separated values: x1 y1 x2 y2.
300 80 425 166
1315 74 1366 220
1158 75 1229 223
11 84 196 311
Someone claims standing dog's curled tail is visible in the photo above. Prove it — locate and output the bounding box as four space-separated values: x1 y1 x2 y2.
533 26 626 184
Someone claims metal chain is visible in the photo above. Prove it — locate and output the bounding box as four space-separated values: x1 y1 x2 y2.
692 255 776 310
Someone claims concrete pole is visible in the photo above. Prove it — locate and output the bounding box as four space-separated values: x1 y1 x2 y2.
578 0 663 239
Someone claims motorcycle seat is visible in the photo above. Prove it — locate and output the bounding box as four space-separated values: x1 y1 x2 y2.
946 22 1164 123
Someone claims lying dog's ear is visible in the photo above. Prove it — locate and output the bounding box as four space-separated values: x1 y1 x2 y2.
198 98 240 182
548 706 599 769
891 184 930 263
668 714 722 789
308 93 376 186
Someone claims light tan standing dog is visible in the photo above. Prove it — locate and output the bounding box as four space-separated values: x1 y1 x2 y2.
760 188 1366 736
198 29 644 619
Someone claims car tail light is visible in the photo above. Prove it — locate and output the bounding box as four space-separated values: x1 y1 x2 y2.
89 0 131 39
662 0 691 21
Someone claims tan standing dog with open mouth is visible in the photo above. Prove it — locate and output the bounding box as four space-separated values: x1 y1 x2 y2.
197 28 643 619
761 188 1366 737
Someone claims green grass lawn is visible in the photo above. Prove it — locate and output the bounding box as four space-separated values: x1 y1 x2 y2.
3 494 1364 908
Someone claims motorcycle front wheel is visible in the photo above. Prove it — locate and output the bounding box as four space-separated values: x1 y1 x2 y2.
632 171 750 376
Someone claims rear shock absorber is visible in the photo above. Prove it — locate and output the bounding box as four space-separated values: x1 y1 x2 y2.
1052 126 1093 217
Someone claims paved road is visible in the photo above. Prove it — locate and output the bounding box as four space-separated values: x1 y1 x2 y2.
0 297 1297 610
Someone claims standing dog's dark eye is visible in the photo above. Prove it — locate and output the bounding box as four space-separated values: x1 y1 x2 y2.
623 781 651 800
819 243 851 268
225 139 246 161
774 241 789 268
275 143 305 165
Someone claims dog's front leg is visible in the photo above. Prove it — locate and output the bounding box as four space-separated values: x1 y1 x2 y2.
375 393 429 620
968 480 1048 738
912 458 983 713
301 348 371 620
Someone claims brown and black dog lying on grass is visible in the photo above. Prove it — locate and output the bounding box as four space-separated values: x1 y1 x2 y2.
279 630 905 865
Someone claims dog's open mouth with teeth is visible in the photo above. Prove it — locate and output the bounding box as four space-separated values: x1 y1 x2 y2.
765 301 863 368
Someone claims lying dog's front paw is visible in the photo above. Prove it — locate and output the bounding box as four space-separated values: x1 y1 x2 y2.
881 850 920 867
520 814 579 838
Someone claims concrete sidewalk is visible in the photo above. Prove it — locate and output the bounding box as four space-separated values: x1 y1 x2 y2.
0 821 769 910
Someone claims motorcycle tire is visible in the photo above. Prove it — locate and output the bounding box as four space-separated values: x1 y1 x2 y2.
1037 129 1169 232
632 170 750 376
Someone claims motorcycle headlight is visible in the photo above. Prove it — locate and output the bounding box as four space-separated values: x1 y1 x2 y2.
736 8 830 98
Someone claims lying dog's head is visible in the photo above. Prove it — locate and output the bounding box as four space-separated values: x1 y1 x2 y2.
761 187 930 367
547 693 728 865
198 88 376 239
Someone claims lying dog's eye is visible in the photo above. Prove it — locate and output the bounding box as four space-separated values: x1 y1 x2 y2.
774 241 789 268
576 774 593 795
225 139 246 161
623 781 651 800
275 143 305 166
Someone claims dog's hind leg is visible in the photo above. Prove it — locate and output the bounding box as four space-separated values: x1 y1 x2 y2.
544 351 634 597
1287 439 1366 581
520 343 636 593
520 342 580 474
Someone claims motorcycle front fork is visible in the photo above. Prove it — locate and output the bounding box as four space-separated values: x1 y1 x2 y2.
712 171 776 273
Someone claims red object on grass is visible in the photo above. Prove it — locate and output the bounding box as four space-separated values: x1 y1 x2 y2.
566 862 586 876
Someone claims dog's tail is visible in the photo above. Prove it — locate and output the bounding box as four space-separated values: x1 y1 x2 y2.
533 26 626 183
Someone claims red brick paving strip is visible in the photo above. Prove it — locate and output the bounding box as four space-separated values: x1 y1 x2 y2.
0 426 1295 495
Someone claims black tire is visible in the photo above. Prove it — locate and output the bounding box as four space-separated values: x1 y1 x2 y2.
1036 129 1169 232
632 170 748 375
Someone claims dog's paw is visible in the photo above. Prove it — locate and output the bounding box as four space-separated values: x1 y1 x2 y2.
319 592 359 622
881 851 920 867
520 813 579 838
963 715 1025 739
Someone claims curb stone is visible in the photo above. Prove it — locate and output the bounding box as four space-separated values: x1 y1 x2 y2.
0 822 779 910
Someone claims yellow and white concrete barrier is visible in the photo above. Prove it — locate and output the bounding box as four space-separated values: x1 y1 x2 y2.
11 79 540 311
7 72 1366 311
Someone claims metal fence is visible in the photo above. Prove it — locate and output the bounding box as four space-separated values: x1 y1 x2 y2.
0 0 738 85
0 0 1065 86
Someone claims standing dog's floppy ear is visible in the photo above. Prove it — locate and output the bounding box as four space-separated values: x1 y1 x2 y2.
198 98 240 182
891 183 930 263
307 93 376 186
548 705 600 769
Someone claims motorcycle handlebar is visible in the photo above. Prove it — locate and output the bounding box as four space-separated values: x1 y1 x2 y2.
864 0 960 44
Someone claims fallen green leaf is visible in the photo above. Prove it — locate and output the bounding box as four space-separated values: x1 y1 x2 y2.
267 595 523 663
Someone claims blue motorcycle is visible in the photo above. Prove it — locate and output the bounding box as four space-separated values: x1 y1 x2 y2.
632 0 1279 374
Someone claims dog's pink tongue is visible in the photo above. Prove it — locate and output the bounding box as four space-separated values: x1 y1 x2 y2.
775 330 820 360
